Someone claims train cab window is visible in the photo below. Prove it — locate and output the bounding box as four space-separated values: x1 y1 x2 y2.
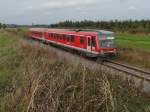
71 35 75 43
91 37 96 46
80 36 84 44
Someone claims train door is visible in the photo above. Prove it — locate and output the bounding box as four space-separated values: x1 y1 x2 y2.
41 32 45 40
87 36 91 51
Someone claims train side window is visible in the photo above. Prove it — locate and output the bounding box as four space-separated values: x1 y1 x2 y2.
54 34 56 39
60 34 62 40
91 37 96 46
51 33 53 38
61 35 63 40
80 36 84 44
59 34 60 40
57 34 60 40
67 35 70 42
88 38 91 46
38 32 40 36
63 35 66 41
55 34 57 39
56 34 59 40
52 33 54 38
59 35 60 40
36 32 38 36
48 33 51 38
71 35 74 43
40 32 42 36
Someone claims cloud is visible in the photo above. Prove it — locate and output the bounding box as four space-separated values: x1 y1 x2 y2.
128 6 137 10
0 0 149 24
24 0 97 11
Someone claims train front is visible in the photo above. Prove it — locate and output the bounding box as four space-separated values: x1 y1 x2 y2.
97 31 117 58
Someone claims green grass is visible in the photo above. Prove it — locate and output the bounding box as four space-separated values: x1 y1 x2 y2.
0 30 18 92
0 33 16 47
116 33 150 49
0 70 10 85
0 30 17 65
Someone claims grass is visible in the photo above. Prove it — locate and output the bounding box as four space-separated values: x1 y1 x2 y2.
0 29 150 112
0 30 18 88
116 33 150 49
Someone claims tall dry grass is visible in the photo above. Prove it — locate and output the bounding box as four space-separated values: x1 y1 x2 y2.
118 47 150 70
9 40 150 112
18 40 118 112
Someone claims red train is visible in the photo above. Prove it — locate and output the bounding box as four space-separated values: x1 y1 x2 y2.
29 28 117 58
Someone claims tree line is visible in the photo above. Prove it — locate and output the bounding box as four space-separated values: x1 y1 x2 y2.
0 23 7 29
50 20 150 33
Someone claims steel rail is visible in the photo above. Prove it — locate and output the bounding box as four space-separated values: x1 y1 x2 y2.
106 60 150 75
102 60 150 82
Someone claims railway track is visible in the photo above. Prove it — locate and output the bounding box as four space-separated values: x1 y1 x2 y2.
102 60 150 82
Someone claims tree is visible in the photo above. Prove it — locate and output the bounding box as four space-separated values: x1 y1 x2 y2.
0 23 2 29
2 24 7 29
50 20 150 33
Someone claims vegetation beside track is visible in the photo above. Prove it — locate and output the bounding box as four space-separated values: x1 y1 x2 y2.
0 29 150 112
115 33 150 70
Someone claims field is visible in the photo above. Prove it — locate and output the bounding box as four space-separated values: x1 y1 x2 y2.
115 33 150 69
116 33 150 49
0 29 150 112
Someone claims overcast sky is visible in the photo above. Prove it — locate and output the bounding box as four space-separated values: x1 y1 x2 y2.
0 0 149 25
